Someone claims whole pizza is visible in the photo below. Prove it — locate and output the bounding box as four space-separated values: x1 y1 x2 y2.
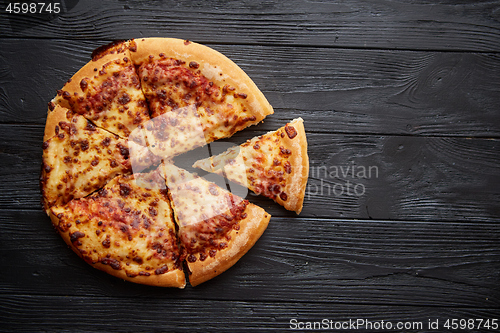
40 38 309 288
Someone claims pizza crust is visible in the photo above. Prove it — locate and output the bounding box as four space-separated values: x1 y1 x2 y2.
186 203 270 287
93 263 186 288
129 37 273 122
43 104 73 142
276 118 309 214
192 118 309 214
50 42 150 139
55 48 130 103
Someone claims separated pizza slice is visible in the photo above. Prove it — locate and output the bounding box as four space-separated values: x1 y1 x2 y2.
50 40 150 138
49 169 186 288
162 163 270 286
193 118 309 214
41 105 132 210
128 37 274 159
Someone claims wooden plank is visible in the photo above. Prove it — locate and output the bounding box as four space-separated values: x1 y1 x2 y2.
1 39 499 136
1 210 498 308
1 0 500 51
0 295 499 332
0 125 44 211
2 124 498 221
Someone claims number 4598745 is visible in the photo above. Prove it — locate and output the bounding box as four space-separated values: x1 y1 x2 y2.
444 319 498 330
5 3 61 14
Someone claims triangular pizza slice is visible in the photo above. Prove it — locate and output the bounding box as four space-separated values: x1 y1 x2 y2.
162 163 270 286
49 170 186 288
128 38 274 159
50 40 150 138
193 118 308 214
41 106 132 210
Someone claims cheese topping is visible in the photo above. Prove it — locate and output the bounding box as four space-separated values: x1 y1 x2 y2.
51 171 183 278
41 38 278 286
162 163 248 262
57 58 150 138
193 118 305 202
41 113 132 209
136 58 263 158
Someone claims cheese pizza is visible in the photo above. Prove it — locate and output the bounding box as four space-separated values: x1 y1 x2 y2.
192 118 308 214
41 38 308 287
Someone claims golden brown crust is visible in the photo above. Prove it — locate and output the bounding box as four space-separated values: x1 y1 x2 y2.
129 37 273 121
92 262 186 288
187 203 270 287
58 49 129 100
43 105 73 142
277 118 308 214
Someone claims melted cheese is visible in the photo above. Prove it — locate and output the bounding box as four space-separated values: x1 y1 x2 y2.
57 58 150 138
50 170 182 277
41 113 131 208
136 58 263 159
162 163 247 258
193 118 304 201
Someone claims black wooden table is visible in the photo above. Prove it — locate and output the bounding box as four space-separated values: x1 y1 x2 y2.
1 1 499 332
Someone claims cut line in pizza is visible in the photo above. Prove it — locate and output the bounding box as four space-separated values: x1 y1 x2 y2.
41 38 309 287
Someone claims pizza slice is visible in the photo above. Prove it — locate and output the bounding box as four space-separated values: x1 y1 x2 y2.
50 40 150 138
193 118 308 214
162 163 270 286
48 170 186 288
128 38 274 159
41 105 132 210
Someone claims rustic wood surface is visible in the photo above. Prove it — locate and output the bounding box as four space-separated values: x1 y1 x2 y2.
0 0 499 332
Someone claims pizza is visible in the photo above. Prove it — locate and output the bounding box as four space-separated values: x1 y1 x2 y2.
41 38 308 287
130 38 274 160
49 169 186 287
193 118 308 214
41 105 132 211
162 163 270 287
51 42 150 139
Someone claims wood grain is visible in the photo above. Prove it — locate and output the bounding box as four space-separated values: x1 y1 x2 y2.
1 295 499 332
0 1 499 330
1 210 498 308
1 39 499 136
2 124 498 221
1 0 500 52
